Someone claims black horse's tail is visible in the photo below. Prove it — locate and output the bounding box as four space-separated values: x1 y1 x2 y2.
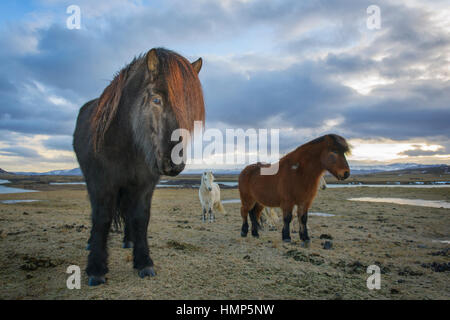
112 209 124 232
111 194 125 232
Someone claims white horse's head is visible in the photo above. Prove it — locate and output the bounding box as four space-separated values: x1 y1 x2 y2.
202 171 214 191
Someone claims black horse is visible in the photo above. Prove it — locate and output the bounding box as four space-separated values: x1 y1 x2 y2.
73 48 205 286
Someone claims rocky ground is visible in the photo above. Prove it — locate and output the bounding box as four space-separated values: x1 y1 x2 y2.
0 177 448 299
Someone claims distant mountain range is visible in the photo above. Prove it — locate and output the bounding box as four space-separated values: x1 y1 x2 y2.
348 163 449 175
11 167 82 176
2 163 448 176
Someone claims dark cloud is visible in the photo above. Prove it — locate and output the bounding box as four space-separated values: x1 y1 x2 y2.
42 135 73 151
0 0 448 166
0 146 41 158
203 58 356 129
399 149 448 157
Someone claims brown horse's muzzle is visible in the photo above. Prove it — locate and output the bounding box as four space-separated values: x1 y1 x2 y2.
337 170 350 180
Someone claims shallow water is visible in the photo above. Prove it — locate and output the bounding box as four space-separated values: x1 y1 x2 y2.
216 181 238 187
156 185 180 188
348 197 450 209
0 186 38 194
49 182 182 188
221 199 241 204
432 240 450 244
328 184 450 188
0 179 11 184
1 200 41 204
49 182 86 185
309 212 335 217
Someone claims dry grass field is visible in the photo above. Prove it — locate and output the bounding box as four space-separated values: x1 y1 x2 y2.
0 174 449 300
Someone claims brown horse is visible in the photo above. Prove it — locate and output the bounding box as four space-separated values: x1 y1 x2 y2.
238 134 350 245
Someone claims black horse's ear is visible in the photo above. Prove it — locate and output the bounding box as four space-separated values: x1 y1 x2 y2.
147 48 159 78
191 57 202 74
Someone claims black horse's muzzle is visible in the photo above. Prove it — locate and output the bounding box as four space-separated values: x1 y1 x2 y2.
161 158 185 176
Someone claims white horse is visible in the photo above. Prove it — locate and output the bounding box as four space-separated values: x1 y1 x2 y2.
199 171 225 222
260 175 327 229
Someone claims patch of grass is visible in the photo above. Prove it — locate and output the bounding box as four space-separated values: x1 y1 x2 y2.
166 240 199 252
284 249 324 265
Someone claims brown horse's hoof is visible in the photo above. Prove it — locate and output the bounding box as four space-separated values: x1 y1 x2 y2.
241 231 248 237
88 276 106 286
138 266 156 278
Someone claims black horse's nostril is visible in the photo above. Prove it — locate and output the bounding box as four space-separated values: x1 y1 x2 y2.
343 171 350 179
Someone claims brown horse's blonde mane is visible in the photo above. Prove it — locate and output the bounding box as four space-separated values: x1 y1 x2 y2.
90 49 205 152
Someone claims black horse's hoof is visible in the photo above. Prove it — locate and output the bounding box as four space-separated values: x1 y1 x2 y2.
138 266 156 278
88 276 106 286
241 231 248 237
122 241 133 249
85 243 91 250
251 231 259 238
283 238 292 243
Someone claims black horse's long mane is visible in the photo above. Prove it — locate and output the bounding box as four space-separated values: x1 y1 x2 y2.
90 48 205 152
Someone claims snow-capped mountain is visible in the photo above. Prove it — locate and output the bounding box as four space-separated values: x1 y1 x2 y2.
349 163 449 175
7 163 449 176
13 168 82 176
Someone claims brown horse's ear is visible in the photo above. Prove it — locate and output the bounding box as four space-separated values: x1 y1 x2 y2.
191 58 202 74
147 48 159 77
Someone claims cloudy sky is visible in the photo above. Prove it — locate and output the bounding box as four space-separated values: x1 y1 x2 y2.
0 0 449 172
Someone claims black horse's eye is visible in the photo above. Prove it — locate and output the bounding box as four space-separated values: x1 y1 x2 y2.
152 97 161 105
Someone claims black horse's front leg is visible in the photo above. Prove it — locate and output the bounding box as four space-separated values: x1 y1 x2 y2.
86 196 114 286
130 189 156 278
282 210 293 242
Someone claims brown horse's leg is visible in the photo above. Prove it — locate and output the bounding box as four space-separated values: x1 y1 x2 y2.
281 205 294 242
240 203 252 237
249 203 263 238
298 207 311 247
